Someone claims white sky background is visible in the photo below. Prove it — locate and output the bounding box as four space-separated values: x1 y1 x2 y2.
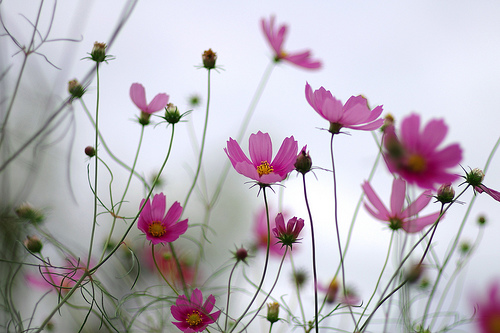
2 0 500 331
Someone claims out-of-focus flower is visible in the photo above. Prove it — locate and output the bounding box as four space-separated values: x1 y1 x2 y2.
224 131 298 185
254 206 286 257
233 247 249 263
144 247 194 287
305 82 384 134
68 79 85 99
24 235 43 253
295 145 312 174
137 193 188 245
266 302 280 324
465 168 500 203
323 278 339 304
84 146 96 157
170 288 221 332
261 16 321 69
474 281 500 333
478 215 487 226
362 178 441 233
272 213 304 249
202 49 217 69
383 113 462 189
15 202 44 224
26 257 88 294
130 83 169 125
292 268 308 289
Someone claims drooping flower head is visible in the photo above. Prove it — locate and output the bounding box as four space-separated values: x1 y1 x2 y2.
362 178 441 233
272 213 304 249
130 83 169 125
383 113 462 189
474 281 500 333
254 206 287 257
305 82 384 134
137 193 188 245
261 16 321 69
171 288 221 332
224 131 298 185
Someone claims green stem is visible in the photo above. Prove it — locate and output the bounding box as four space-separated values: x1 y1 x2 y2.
224 261 240 331
290 253 307 330
169 242 188 297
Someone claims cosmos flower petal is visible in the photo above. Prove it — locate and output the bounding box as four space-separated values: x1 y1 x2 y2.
190 288 204 307
401 190 433 219
421 118 447 153
224 138 253 168
130 83 148 111
390 178 406 214
150 193 167 221
146 93 169 113
362 181 391 220
249 131 273 165
402 212 440 233
164 201 183 226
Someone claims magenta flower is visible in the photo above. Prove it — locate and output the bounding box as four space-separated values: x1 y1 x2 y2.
254 206 287 257
137 193 188 245
383 114 463 190
362 178 441 233
305 82 384 134
171 288 221 332
474 281 500 333
261 16 321 69
272 213 304 249
224 131 298 185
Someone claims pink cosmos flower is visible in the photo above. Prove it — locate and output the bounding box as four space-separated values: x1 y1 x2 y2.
130 83 169 114
362 178 441 233
272 213 304 249
171 288 221 332
305 82 384 134
254 206 287 257
224 131 298 185
476 185 500 202
261 16 321 69
143 247 194 288
383 113 463 190
137 193 188 245
474 281 500 333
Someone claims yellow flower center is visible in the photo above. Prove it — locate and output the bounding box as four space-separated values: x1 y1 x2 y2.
186 310 203 326
257 161 274 177
407 154 427 173
489 316 500 333
148 221 166 237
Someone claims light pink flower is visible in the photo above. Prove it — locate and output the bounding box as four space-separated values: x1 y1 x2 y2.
171 288 221 332
137 193 188 245
383 113 462 190
224 131 298 185
362 178 441 233
305 82 384 134
130 83 169 114
474 281 500 333
261 16 321 69
254 206 287 257
272 213 304 249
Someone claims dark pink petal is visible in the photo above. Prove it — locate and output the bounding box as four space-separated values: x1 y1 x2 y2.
275 213 285 233
164 201 183 226
160 219 188 243
203 294 216 313
400 114 421 150
171 304 187 321
130 83 147 112
402 212 440 233
175 295 190 307
150 193 167 222
271 136 298 176
362 181 391 220
225 138 252 168
390 178 406 215
249 131 273 165
137 198 152 233
432 144 463 168
146 93 169 113
420 118 447 153
190 288 204 307
477 185 500 202
172 321 190 332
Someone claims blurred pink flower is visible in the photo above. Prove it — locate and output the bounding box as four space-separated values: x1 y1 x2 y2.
474 281 500 333
137 193 188 245
305 82 384 134
272 213 304 249
383 113 462 189
171 288 221 332
261 16 321 69
26 257 88 294
130 83 169 114
254 206 287 257
362 178 441 233
224 131 298 185
143 246 194 288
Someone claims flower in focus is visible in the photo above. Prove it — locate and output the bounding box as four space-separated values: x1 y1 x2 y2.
88 41 109 63
272 213 304 249
383 113 462 189
224 131 298 185
474 281 500 333
362 178 441 233
254 206 287 257
171 288 221 332
261 16 321 69
305 82 384 134
137 193 188 245
266 302 280 324
130 83 169 125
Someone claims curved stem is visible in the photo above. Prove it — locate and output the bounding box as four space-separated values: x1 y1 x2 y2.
169 242 188 297
224 261 240 331
152 244 178 295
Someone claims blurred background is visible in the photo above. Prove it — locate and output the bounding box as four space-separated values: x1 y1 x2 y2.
1 0 500 332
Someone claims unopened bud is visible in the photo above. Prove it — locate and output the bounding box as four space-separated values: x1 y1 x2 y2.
295 147 312 174
405 263 424 284
266 302 280 323
68 79 85 99
15 202 44 224
84 146 96 157
202 49 217 69
90 42 107 63
466 168 484 187
436 183 455 204
164 103 181 124
24 235 43 253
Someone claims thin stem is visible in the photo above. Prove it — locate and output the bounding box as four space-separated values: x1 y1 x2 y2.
169 242 188 297
152 244 178 295
224 261 240 331
290 253 307 329
301 173 319 333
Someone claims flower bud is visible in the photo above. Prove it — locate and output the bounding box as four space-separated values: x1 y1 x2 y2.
15 202 44 224
84 146 96 157
465 168 484 187
138 111 152 126
266 302 280 323
436 183 455 204
234 247 248 263
292 269 308 289
68 79 85 99
164 103 181 124
90 42 107 63
202 49 217 69
295 146 312 174
24 235 43 253
477 214 487 226
405 262 424 284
